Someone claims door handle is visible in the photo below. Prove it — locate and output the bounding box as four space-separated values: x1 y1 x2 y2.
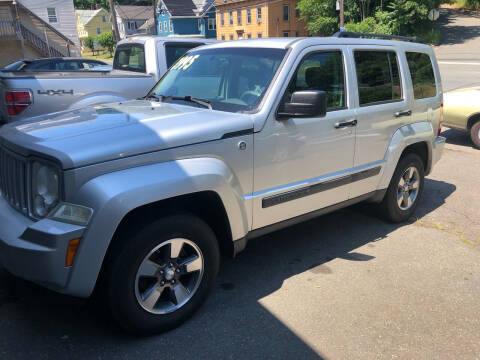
335 119 357 129
395 110 412 118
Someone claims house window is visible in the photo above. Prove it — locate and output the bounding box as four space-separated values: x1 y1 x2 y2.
229 11 233 25
47 8 57 23
257 7 261 23
246 9 251 24
295 8 300 18
208 18 216 30
237 10 241 25
247 34 251 39
159 22 162 32
283 31 289 37
198 19 202 31
257 33 262 38
127 22 130 30
221 35 225 40
169 20 173 32
229 34 233 40
164 21 167 32
102 15 106 22
96 27 101 34
283 4 289 21
221 12 224 26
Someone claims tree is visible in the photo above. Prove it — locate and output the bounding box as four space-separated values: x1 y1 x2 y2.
297 0 443 37
83 36 95 54
96 31 116 56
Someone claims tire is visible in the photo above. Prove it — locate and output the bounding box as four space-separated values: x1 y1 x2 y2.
379 153 425 223
103 214 220 334
470 121 480 149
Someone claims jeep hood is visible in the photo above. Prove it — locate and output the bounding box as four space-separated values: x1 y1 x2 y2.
0 100 253 169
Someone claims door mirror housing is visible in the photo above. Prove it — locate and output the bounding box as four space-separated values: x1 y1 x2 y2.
277 90 327 119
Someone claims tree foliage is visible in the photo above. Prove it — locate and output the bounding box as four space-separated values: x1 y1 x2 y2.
96 31 116 55
297 0 443 37
83 36 95 52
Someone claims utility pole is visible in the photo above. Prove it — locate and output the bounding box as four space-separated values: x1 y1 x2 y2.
152 0 158 35
109 0 120 42
339 0 345 32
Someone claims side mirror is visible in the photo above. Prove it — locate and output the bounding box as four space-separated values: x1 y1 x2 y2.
277 90 327 119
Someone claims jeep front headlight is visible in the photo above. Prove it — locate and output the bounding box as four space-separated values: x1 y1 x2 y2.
31 161 60 218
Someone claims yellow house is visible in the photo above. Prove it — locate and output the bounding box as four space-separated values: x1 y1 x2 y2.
214 0 307 40
75 8 112 45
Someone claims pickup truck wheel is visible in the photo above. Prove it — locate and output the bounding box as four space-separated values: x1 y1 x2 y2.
470 121 480 149
104 214 219 334
379 153 424 223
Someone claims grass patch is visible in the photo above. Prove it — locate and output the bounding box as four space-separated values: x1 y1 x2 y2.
81 50 113 62
418 29 442 45
444 0 480 9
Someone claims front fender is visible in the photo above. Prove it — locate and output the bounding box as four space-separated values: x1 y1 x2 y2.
378 122 435 190
66 157 249 297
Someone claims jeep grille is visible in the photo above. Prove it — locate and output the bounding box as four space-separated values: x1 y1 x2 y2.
0 146 28 215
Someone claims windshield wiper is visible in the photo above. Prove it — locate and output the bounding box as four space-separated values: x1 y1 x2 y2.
142 94 163 101
142 94 212 110
162 95 212 110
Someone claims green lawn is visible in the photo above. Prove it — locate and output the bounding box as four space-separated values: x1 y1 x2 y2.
81 50 113 62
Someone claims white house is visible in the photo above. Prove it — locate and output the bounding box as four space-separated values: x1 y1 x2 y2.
115 5 153 39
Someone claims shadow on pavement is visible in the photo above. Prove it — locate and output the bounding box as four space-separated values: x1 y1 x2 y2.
0 178 456 359
441 128 476 149
438 8 480 46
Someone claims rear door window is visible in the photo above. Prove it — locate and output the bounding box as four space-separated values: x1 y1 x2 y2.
165 43 204 68
354 50 402 106
113 44 146 73
406 52 437 99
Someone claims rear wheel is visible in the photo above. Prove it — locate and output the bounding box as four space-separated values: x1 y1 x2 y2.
470 121 480 149
103 214 220 334
379 153 425 222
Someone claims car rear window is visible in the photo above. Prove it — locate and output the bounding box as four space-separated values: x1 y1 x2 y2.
165 43 204 68
354 50 402 106
113 44 146 73
406 52 437 99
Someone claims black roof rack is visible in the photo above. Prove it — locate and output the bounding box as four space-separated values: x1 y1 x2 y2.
332 31 426 44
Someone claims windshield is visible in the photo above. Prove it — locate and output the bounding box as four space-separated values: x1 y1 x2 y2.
3 61 26 71
150 47 287 113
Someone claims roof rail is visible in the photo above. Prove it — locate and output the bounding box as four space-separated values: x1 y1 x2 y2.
332 31 426 44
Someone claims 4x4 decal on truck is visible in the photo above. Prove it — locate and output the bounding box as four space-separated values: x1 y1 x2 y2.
37 90 74 96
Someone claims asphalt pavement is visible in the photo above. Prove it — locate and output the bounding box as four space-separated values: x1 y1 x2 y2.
1 8 480 359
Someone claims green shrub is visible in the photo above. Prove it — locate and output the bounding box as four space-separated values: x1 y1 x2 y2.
96 31 116 56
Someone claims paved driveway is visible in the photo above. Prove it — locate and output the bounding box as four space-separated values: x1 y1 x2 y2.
0 129 479 359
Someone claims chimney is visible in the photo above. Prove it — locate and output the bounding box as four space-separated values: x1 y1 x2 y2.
96 4 99 9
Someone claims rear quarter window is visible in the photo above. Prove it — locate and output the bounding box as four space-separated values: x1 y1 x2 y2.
113 44 146 73
406 52 437 99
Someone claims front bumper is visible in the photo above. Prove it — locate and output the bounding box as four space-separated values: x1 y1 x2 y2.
0 195 85 292
432 136 446 167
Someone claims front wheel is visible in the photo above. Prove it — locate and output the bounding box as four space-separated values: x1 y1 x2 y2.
103 214 220 334
470 121 480 149
379 153 425 223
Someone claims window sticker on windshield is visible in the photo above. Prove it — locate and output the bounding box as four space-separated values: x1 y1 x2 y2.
171 55 200 71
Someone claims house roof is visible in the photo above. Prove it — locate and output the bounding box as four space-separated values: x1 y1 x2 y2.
161 0 215 17
115 5 153 20
138 17 155 30
75 9 108 26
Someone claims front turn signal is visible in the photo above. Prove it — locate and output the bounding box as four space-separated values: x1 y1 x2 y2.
66 238 81 267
